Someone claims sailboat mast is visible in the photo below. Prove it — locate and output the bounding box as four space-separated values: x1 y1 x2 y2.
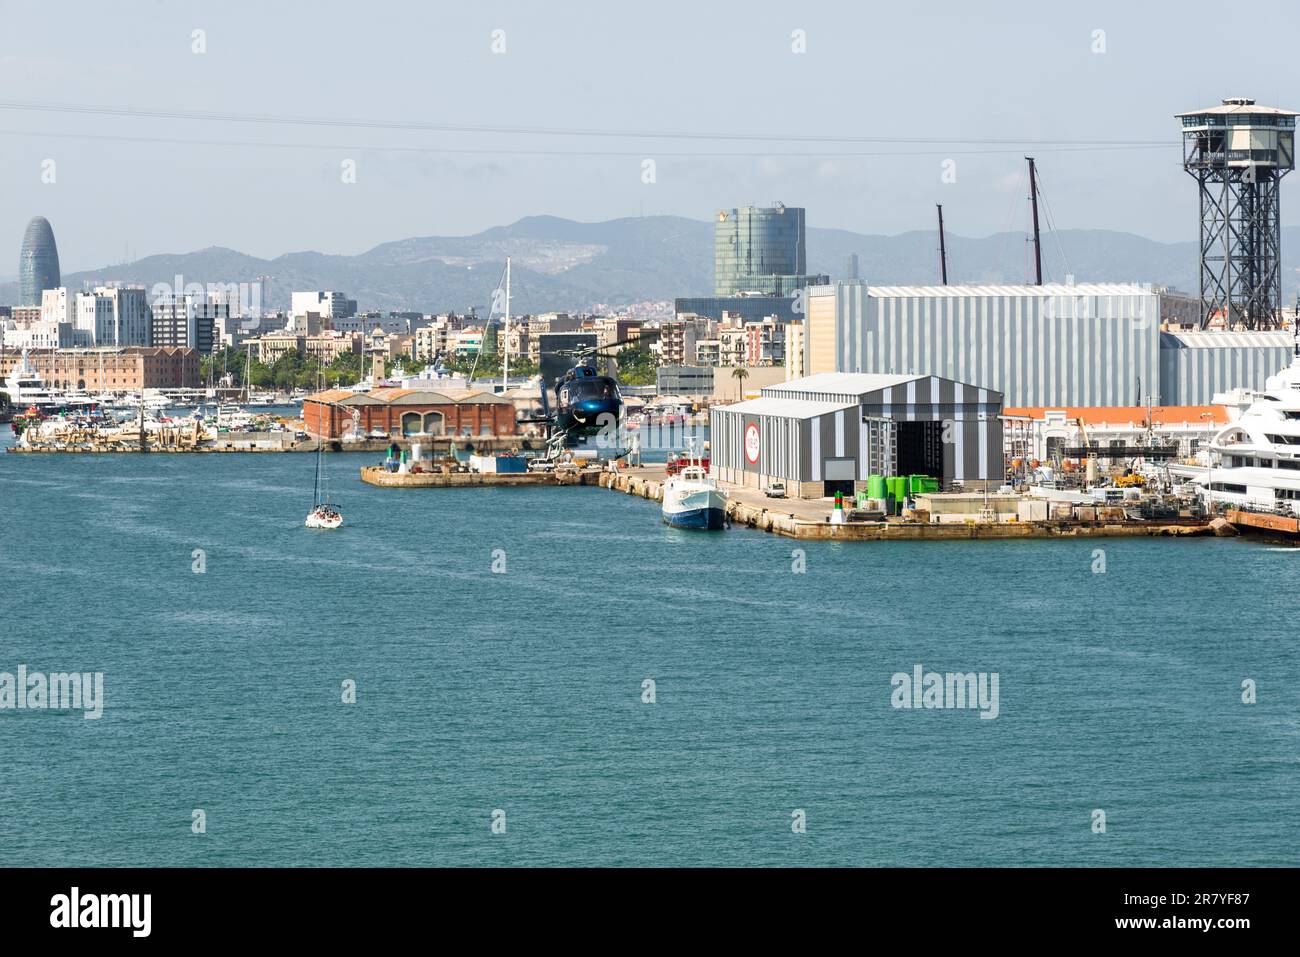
313 364 324 507
503 256 511 391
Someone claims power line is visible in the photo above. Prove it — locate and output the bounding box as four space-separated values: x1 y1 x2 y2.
0 100 1175 148
0 127 1180 159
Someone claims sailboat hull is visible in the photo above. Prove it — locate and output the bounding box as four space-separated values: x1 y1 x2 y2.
305 509 343 529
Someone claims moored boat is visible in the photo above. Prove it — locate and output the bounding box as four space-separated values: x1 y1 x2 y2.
1201 340 1300 516
661 447 727 530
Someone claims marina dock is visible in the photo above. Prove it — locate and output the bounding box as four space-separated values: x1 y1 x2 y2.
8 431 545 455
360 465 599 488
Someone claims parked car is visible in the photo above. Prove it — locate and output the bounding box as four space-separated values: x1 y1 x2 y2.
764 482 787 498
367 429 388 439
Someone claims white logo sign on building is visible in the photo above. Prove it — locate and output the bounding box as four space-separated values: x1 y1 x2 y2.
744 423 761 464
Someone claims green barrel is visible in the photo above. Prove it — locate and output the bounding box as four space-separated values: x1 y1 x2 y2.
867 474 886 500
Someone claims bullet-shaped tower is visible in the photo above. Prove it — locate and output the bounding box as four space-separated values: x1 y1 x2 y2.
1178 98 1296 329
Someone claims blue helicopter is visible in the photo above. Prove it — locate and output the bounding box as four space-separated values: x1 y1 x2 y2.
526 334 654 456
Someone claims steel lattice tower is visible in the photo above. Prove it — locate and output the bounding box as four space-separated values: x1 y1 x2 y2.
1178 98 1296 329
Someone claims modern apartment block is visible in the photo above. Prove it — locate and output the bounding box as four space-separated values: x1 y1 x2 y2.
74 286 150 347
151 294 228 353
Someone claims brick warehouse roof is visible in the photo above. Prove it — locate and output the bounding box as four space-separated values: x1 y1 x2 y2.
304 387 513 407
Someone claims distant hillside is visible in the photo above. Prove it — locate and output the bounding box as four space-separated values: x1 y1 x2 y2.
5 214 1296 312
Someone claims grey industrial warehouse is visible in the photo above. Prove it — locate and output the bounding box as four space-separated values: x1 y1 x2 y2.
710 372 1003 499
805 281 1294 407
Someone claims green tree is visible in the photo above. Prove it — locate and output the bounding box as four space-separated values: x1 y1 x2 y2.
329 351 363 387
731 366 750 398
613 346 658 387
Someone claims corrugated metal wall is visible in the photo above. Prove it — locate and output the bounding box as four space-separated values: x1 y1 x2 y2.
828 285 1162 408
1157 332 1293 404
709 407 806 479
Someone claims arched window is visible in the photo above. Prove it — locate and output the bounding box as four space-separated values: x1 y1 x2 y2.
422 411 444 435
400 411 423 436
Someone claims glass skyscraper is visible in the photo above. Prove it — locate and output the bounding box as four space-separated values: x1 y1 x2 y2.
18 216 61 307
714 204 806 296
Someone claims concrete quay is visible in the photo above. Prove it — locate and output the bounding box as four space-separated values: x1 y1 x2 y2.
599 467 1216 541
354 460 1216 541
360 465 600 488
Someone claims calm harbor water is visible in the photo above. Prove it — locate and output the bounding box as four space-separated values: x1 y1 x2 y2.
1 435 1297 867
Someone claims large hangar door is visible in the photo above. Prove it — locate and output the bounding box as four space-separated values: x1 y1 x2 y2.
895 421 944 478
823 456 856 499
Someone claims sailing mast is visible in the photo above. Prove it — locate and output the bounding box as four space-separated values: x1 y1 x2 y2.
503 256 511 391
313 440 322 508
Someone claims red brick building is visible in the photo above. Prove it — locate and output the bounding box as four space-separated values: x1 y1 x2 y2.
302 387 518 439
0 347 200 390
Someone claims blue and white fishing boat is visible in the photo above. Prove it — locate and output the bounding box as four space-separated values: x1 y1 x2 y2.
661 445 727 530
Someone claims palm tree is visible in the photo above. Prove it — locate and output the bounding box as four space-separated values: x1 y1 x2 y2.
731 366 750 399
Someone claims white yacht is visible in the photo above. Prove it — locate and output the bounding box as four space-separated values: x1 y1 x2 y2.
1201 346 1300 515
2 351 61 411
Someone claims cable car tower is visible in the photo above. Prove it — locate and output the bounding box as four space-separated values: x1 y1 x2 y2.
1178 98 1296 329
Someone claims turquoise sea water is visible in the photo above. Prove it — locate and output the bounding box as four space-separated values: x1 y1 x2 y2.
1 435 1297 867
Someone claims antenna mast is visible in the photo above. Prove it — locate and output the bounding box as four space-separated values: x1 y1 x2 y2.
1026 157 1043 285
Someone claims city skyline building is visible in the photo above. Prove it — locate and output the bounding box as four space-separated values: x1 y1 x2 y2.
714 204 808 296
18 216 60 307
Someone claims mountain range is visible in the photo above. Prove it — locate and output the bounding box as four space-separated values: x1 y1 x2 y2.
6 215 1300 314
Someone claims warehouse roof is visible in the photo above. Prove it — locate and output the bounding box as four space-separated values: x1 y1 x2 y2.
1004 405 1232 427
714 396 857 419
853 283 1159 298
1159 331 1293 349
767 372 922 395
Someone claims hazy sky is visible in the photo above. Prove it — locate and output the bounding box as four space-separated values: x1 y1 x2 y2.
2 0 1298 273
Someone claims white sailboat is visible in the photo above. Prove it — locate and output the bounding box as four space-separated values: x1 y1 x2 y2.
306 438 343 529
305 362 343 530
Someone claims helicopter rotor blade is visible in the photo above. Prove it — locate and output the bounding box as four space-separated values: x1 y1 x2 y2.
556 330 661 360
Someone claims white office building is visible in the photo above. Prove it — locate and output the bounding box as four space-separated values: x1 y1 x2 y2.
291 291 357 324
40 287 75 327
1 318 75 350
